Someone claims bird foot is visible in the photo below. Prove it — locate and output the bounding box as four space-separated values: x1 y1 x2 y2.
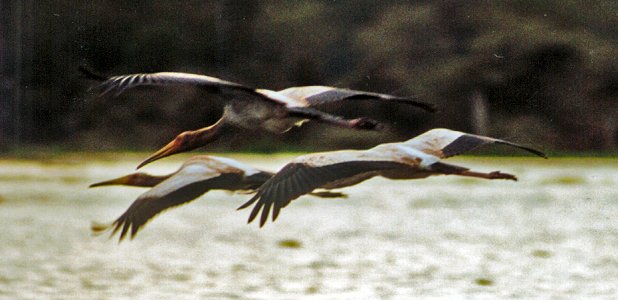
488 171 517 181
351 117 381 130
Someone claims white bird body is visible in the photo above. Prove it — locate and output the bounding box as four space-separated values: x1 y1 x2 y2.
292 131 461 172
223 100 298 133
90 155 273 241
140 155 263 196
238 128 547 226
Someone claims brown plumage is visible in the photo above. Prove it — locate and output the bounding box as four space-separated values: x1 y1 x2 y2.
81 69 435 169
238 128 547 227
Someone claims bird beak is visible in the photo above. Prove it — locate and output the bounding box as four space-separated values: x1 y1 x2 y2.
89 175 134 188
136 139 182 169
135 121 226 170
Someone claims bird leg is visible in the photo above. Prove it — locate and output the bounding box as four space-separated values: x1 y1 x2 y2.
308 191 348 198
430 162 517 181
286 107 381 130
458 170 518 181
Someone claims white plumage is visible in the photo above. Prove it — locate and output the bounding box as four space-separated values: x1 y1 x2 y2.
238 128 546 227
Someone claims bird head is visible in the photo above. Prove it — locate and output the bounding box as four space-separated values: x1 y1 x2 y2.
89 172 164 188
136 131 201 169
136 116 229 169
136 119 228 169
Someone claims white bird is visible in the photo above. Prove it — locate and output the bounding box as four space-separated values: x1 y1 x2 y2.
90 155 272 241
81 68 435 169
238 128 547 227
90 155 344 241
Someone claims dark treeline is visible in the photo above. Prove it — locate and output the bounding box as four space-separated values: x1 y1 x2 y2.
1 0 617 153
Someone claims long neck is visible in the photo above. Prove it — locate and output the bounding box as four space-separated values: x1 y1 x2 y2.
132 173 171 187
135 115 232 170
190 115 229 149
89 172 172 188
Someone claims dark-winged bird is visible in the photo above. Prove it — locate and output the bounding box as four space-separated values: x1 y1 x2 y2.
81 69 435 169
238 128 547 227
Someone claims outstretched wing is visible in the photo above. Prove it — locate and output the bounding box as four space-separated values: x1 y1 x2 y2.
237 160 409 227
87 72 255 96
80 69 296 105
277 85 436 112
404 128 547 159
99 166 240 241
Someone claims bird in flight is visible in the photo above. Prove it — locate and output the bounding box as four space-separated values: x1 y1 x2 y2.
81 68 435 169
89 155 344 241
237 128 547 227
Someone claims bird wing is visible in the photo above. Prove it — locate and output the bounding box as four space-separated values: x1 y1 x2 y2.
86 71 252 95
206 155 263 176
277 85 436 112
402 128 547 159
237 159 409 227
83 70 296 106
254 88 306 107
104 161 240 241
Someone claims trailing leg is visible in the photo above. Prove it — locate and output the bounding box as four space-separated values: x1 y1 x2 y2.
286 107 381 130
430 161 517 181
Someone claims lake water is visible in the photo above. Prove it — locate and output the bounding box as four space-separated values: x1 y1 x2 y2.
1 154 617 299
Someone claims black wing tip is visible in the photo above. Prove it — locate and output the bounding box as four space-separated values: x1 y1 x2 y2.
241 195 274 227
444 134 548 159
407 100 438 113
237 194 260 211
495 140 548 159
532 148 549 159
536 151 549 159
247 203 261 224
387 95 437 113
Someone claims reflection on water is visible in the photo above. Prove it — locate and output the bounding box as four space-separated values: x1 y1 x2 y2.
1 155 617 298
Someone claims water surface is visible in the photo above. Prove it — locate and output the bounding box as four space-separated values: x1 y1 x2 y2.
1 155 617 299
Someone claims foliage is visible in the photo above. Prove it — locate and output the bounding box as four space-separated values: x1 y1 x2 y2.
3 0 617 152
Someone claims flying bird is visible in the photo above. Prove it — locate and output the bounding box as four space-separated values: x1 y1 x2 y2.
89 155 272 241
238 128 547 227
81 68 435 169
90 155 344 241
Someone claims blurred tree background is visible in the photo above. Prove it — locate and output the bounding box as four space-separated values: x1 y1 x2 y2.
1 0 617 153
